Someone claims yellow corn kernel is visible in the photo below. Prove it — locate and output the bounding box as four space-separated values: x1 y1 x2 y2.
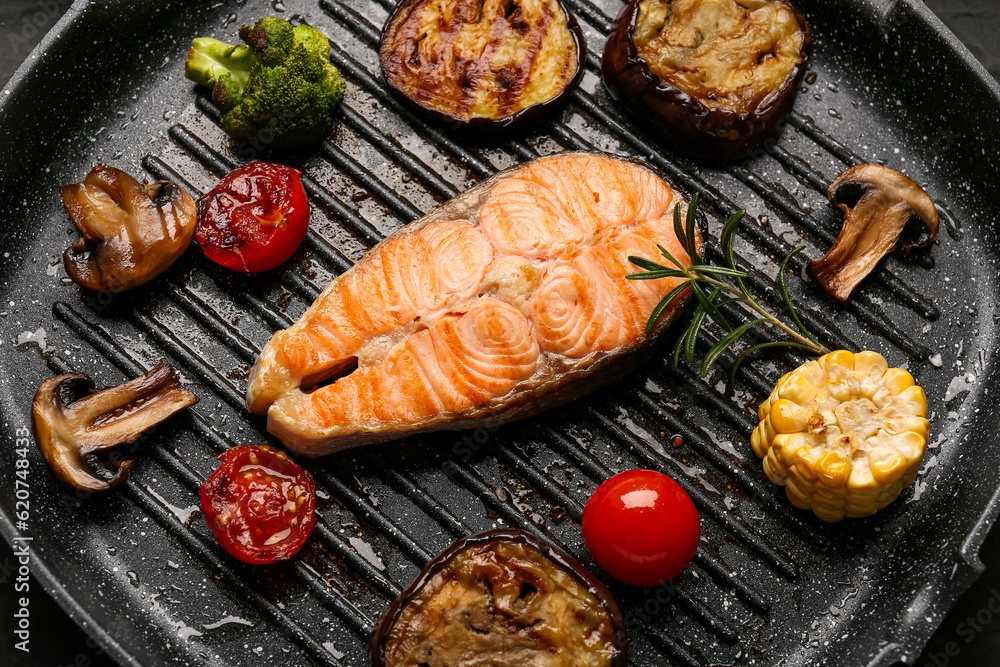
881 368 916 395
750 426 765 459
752 349 929 522
901 463 921 487
890 431 927 468
897 383 928 410
785 483 813 510
844 504 877 519
816 451 851 487
825 349 856 368
769 399 810 434
846 457 879 494
772 433 810 468
880 414 930 440
777 374 819 405
854 350 888 373
869 448 906 484
760 417 777 448
815 508 846 523
787 462 817 486
762 454 784 485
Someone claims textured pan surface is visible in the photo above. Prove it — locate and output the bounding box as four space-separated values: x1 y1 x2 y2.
0 1 998 666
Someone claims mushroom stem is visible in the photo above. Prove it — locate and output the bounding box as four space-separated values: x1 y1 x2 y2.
32 360 198 492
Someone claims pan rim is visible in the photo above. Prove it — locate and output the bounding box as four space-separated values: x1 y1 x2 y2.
0 1 998 666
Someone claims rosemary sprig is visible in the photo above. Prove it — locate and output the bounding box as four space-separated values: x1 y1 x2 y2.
627 193 830 386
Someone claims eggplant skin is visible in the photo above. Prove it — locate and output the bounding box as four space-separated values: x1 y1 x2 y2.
379 0 586 130
369 529 628 667
602 0 811 162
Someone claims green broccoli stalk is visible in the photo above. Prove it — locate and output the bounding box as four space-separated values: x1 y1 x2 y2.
184 17 346 149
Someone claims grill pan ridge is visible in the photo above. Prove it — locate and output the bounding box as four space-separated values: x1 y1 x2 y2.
0 0 999 666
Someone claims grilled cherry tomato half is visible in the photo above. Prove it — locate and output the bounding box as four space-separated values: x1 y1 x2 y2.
582 469 700 587
200 444 316 564
196 160 309 272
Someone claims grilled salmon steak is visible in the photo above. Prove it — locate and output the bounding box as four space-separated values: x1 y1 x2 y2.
247 153 699 455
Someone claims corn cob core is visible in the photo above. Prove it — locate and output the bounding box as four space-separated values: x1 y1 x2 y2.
750 350 929 522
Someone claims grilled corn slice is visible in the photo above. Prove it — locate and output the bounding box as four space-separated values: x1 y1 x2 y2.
750 350 929 522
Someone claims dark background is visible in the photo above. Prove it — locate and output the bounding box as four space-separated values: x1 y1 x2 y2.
0 1 998 666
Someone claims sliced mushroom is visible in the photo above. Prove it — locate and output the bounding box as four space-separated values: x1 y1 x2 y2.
62 164 197 292
809 164 939 301
32 361 198 492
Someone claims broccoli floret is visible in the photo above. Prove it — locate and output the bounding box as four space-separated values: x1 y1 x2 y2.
184 17 346 149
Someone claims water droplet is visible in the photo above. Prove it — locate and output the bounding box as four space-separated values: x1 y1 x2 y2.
937 203 964 241
127 571 139 588
827 82 839 93
348 536 386 571
17 328 53 357
203 615 253 630
107 547 117 556
163 110 174 120
828 108 843 120
322 642 344 659
272 0 287 10
944 374 975 402
805 71 817 85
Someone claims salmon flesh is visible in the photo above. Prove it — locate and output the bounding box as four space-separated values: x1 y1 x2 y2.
247 153 699 455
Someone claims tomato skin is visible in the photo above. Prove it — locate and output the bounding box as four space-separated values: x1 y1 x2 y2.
200 445 316 564
196 161 310 272
581 469 700 587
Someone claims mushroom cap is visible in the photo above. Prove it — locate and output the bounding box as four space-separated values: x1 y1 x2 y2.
62 164 197 292
829 164 939 252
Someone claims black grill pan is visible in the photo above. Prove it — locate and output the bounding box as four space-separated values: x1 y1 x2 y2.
1 0 999 665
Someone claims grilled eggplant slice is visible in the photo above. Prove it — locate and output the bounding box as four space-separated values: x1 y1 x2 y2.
603 0 811 161
246 152 701 456
379 0 586 129
370 529 628 667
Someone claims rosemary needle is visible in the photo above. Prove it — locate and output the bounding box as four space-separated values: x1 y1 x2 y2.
626 193 830 386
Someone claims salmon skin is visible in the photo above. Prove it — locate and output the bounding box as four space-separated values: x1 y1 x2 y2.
247 153 700 456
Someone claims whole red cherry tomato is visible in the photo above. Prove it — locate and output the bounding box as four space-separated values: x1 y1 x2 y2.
582 469 700 587
196 160 309 272
200 445 316 564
